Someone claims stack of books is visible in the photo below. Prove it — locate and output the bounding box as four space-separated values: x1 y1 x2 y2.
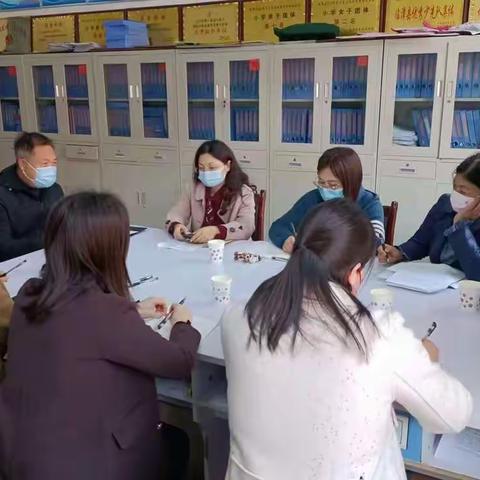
104 21 149 49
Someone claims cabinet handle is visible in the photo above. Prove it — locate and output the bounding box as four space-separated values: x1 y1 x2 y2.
55 85 60 98
315 82 320 99
129 85 134 99
323 82 330 100
436 80 443 98
446 81 454 99
240 159 251 164
289 161 302 167
114 151 125 157
77 149 85 155
154 153 164 160
136 191 140 205
141 192 146 208
223 85 228 99
399 167 416 173
215 84 219 99
135 85 140 99
60 85 65 98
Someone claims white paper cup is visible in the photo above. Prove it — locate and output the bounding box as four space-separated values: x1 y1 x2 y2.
370 288 394 311
459 280 480 313
211 275 232 304
208 239 225 264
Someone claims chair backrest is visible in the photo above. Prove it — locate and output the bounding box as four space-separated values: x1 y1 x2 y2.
383 201 399 245
251 185 267 241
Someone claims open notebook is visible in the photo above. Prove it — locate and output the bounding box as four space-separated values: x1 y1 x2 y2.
382 262 465 294
145 314 219 341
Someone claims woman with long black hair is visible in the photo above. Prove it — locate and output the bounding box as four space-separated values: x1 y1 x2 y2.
222 199 471 480
0 192 200 480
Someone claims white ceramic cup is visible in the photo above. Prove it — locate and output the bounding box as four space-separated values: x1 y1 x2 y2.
459 280 480 313
370 288 394 311
208 239 225 264
211 275 232 304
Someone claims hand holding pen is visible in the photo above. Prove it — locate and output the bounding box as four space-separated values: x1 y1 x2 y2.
157 297 190 330
422 322 439 363
281 223 297 254
0 259 27 279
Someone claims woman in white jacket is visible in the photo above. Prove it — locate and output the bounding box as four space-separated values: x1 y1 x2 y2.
221 199 472 480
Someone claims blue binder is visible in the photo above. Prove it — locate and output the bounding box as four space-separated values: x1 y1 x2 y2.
472 53 480 98
457 55 465 98
466 110 476 148
464 54 473 98
473 110 480 148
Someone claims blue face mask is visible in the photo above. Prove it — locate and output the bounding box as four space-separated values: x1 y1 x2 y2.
318 186 344 201
23 160 57 189
198 169 226 188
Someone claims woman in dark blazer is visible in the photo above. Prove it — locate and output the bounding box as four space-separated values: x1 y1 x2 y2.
0 192 201 480
378 153 480 280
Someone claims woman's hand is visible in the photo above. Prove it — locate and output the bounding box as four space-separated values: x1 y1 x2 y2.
454 198 480 224
170 304 192 325
191 226 219 244
173 224 189 241
282 236 295 254
422 339 439 363
137 297 169 319
0 275 7 284
377 244 403 265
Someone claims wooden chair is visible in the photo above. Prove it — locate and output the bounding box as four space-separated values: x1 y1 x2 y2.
383 201 399 245
251 185 267 241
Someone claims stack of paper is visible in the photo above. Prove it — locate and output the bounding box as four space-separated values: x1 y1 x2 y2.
393 125 418 146
383 262 465 293
104 20 149 49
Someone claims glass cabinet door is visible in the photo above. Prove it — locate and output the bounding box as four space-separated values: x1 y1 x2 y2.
392 53 437 149
32 65 58 134
0 65 22 134
281 57 315 145
186 61 215 141
103 63 131 138
228 59 260 143
64 64 92 136
329 56 368 146
140 62 169 139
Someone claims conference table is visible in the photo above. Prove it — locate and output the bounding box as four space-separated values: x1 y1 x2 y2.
1 228 479 480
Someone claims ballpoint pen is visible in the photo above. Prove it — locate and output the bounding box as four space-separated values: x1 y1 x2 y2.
290 222 297 237
0 259 27 278
130 275 155 287
157 297 187 330
423 322 437 340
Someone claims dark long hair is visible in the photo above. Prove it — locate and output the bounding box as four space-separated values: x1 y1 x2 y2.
246 199 376 355
317 147 363 200
193 140 250 211
23 192 131 322
456 153 480 188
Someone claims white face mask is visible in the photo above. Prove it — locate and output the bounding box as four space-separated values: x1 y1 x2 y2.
450 190 474 213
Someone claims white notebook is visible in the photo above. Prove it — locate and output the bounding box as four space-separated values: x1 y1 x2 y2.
384 262 465 293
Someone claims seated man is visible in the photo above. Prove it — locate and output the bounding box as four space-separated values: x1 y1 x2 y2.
0 132 63 261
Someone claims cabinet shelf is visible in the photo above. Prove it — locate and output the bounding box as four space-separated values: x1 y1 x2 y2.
454 98 480 102
188 98 215 103
68 97 89 101
36 97 56 101
0 97 19 101
282 99 314 104
143 98 167 102
394 98 433 102
332 98 367 102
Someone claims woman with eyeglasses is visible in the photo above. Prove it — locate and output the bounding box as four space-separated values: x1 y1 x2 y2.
269 147 384 253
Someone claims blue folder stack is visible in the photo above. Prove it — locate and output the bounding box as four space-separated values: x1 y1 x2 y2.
188 105 214 140
38 103 58 134
332 57 368 99
282 106 312 143
282 58 315 101
0 68 19 98
107 102 130 137
143 105 168 138
395 54 437 99
68 104 91 135
231 106 259 142
104 20 149 49
456 53 480 99
1 101 21 131
330 108 365 145
411 109 432 147
141 64 167 100
451 109 480 148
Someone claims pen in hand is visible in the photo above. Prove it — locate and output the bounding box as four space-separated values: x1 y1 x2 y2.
157 297 187 330
422 322 437 341
290 222 297 237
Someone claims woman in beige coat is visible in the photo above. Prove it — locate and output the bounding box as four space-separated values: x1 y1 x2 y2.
166 140 255 244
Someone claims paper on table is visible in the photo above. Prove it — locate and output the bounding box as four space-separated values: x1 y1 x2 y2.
434 429 480 475
157 240 203 252
384 262 465 293
145 314 219 341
